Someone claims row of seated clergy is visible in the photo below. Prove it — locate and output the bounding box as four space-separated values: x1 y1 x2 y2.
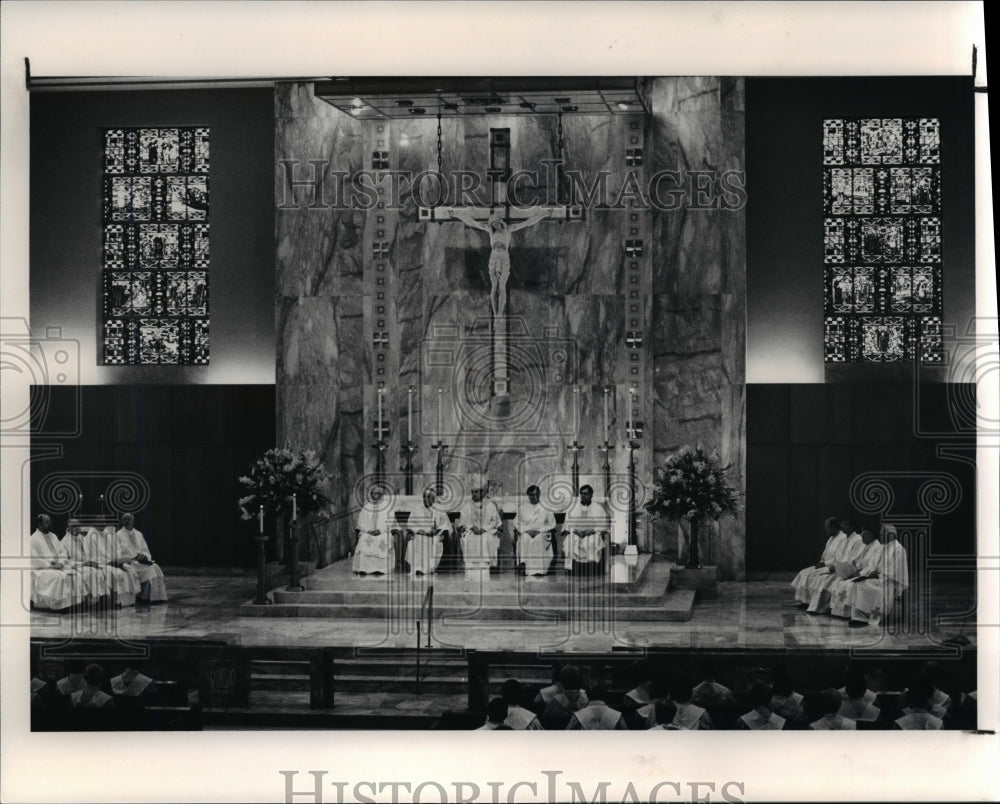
29 513 168 610
352 484 612 577
791 518 908 627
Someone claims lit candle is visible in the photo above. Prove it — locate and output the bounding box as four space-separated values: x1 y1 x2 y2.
258 505 264 534
408 387 413 442
603 387 609 443
377 388 384 441
292 493 297 522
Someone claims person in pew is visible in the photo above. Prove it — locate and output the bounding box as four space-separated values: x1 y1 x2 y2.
514 485 555 577
567 681 627 730
64 519 112 606
621 659 653 713
648 699 680 730
29 514 83 611
458 476 502 576
912 661 952 716
807 689 856 730
539 665 589 730
501 679 543 730
111 667 156 699
353 485 396 576
894 677 944 730
737 683 786 730
532 664 564 713
769 674 808 727
828 527 882 618
691 660 739 708
844 524 908 628
838 672 881 723
562 485 611 576
403 488 450 577
57 662 87 697
669 676 714 730
31 672 50 712
790 516 848 609
115 513 168 603
804 517 864 614
71 663 117 712
476 697 511 730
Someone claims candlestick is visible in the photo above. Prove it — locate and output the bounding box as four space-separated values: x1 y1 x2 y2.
603 387 609 443
292 493 297 521
627 388 634 439
408 387 413 441
258 505 264 534
437 387 443 434
377 388 384 440
574 386 580 439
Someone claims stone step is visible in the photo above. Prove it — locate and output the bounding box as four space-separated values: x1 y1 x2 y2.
250 673 311 692
249 659 310 675
272 587 670 607
334 674 467 695
242 590 695 622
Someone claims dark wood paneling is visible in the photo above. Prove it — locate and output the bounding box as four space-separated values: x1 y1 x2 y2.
746 443 790 567
789 384 854 444
852 384 914 444
747 385 790 444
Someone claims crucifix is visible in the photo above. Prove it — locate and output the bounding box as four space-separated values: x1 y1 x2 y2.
431 440 448 496
419 126 581 398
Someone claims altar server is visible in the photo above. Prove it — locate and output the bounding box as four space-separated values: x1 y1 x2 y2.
514 485 555 577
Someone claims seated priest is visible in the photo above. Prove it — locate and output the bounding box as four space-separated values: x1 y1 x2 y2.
458 475 502 575
828 527 882 619
843 523 909 628
790 516 850 610
29 514 83 611
803 517 865 614
65 519 112 606
115 513 168 604
403 487 450 576
99 525 142 605
562 485 611 576
353 485 395 576
514 485 555 577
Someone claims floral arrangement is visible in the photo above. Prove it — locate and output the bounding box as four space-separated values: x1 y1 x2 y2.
238 448 332 522
644 446 737 523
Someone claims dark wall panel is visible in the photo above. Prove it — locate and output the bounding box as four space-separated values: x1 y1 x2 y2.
747 383 976 572
31 385 275 566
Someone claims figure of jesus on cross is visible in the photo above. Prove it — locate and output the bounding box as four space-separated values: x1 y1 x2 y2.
444 206 556 318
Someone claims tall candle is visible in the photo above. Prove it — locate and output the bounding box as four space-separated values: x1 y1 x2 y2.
377 388 383 440
603 387 609 443
574 387 580 439
292 493 297 521
627 389 634 439
258 505 264 533
437 388 443 434
408 387 413 441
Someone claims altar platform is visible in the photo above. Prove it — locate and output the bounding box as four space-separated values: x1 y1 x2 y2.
239 554 697 623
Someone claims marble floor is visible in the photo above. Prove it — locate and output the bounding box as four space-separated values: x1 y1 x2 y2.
29 567 978 654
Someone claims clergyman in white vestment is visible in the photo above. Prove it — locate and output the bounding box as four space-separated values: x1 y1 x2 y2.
115 513 168 603
403 488 450 576
353 485 395 576
64 519 111 602
562 485 611 575
844 523 908 627
513 485 555 576
828 528 882 619
458 476 502 574
790 517 846 606
29 514 82 611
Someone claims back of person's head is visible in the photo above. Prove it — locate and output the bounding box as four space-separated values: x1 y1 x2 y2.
820 689 842 715
920 661 943 687
631 659 651 684
770 665 794 696
83 663 104 687
487 697 508 724
588 681 608 702
654 698 677 726
550 663 564 684
501 679 522 705
560 665 582 691
907 676 935 709
698 659 718 681
845 671 868 701
749 682 772 709
669 674 693 704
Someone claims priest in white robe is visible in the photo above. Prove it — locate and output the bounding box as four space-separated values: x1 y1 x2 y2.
514 485 555 577
829 528 882 619
562 485 610 576
115 513 168 603
804 518 864 613
403 488 450 576
29 514 83 611
100 525 142 604
352 485 395 576
845 524 908 627
790 517 846 607
458 476 502 574
64 519 111 603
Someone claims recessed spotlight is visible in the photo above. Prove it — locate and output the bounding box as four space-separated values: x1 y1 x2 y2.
519 101 537 110
408 107 426 115
484 106 501 113
562 105 578 112
617 101 630 111
396 99 414 107
554 97 572 104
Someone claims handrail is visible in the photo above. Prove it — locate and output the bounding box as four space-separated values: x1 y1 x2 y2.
415 584 434 695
